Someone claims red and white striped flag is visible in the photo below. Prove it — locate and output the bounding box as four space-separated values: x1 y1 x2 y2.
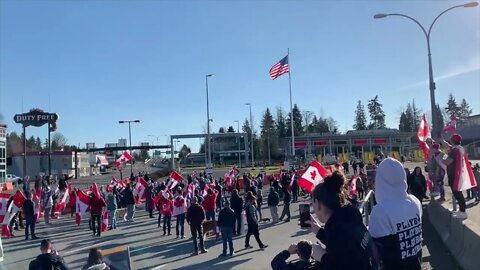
2 191 26 237
452 146 477 191
76 190 90 226
417 114 431 161
0 193 10 224
269 55 289 80
287 173 295 192
101 211 109 232
298 161 329 193
167 171 184 190
54 184 71 214
113 151 133 167
134 177 148 204
92 183 101 200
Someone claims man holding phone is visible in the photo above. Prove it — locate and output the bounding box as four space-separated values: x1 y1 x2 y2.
271 240 314 270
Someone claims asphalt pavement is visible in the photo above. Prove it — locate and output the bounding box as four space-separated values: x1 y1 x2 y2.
0 163 463 270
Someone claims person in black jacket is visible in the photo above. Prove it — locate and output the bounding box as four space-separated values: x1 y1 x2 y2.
217 200 236 256
407 167 427 203
186 197 207 255
305 171 383 270
279 187 291 222
24 192 38 240
229 189 243 235
29 239 69 270
123 184 136 222
271 240 314 270
267 186 280 223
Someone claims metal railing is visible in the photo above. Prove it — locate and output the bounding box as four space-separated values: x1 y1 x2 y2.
359 190 375 227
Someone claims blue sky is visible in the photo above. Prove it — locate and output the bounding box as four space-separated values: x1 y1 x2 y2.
0 0 479 150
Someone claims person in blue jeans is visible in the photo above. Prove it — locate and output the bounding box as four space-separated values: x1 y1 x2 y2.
217 200 236 256
23 192 38 240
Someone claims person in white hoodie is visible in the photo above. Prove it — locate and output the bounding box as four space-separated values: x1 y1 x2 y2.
369 158 422 270
173 187 187 239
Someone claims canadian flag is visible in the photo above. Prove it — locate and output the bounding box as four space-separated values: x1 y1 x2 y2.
107 178 117 192
350 175 358 196
0 193 10 224
114 151 133 167
186 184 195 200
452 146 477 191
134 177 148 204
101 211 109 232
92 183 101 200
443 119 457 133
167 171 184 190
76 190 90 226
54 184 71 214
417 114 431 161
2 191 26 237
298 161 329 193
287 173 295 192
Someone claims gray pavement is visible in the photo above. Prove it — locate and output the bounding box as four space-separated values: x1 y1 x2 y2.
0 163 465 270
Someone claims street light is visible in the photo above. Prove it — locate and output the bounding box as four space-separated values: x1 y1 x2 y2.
234 120 241 166
374 1 478 138
244 103 254 167
302 110 314 159
205 74 215 170
118 120 140 175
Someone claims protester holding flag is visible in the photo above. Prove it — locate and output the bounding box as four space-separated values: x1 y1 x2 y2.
439 134 477 219
89 192 106 237
106 191 118 230
267 186 280 223
41 186 53 226
173 187 187 239
279 186 291 222
305 171 383 270
23 192 38 240
160 192 174 236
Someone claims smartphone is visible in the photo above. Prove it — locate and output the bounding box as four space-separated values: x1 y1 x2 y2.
299 203 311 227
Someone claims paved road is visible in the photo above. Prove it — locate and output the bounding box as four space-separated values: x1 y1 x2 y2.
0 163 462 270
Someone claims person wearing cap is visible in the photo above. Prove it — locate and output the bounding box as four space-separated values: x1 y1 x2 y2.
429 143 447 201
439 134 474 219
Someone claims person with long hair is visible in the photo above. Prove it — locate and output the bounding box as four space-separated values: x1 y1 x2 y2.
82 248 110 270
244 191 268 250
306 171 383 270
407 167 427 203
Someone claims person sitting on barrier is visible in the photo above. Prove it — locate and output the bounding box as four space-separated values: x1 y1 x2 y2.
369 158 422 270
271 240 314 270
82 248 110 270
305 171 383 270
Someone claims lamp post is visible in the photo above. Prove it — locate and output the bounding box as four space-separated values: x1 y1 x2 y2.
205 74 215 169
303 110 314 159
118 120 140 175
234 120 241 166
245 103 254 167
374 1 478 139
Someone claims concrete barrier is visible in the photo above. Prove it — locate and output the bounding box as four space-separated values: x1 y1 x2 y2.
427 200 480 270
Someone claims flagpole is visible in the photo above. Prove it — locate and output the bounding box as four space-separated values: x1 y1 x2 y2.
288 48 295 156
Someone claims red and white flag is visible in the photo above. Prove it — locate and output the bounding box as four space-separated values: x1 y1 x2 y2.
451 146 477 191
92 183 101 200
101 211 109 232
54 185 70 214
443 119 457 133
0 193 10 224
107 178 117 192
113 151 133 167
134 177 148 204
76 190 90 226
298 161 329 193
167 171 184 190
350 175 358 196
2 191 26 237
417 114 431 161
287 173 295 192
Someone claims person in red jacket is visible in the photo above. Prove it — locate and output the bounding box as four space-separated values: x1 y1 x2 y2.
89 193 106 237
160 192 174 236
202 187 219 221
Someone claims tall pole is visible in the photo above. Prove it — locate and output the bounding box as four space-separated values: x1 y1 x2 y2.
235 120 241 166
128 122 133 175
287 48 295 156
245 103 254 167
205 74 214 169
374 2 479 139
48 123 51 175
22 126 26 178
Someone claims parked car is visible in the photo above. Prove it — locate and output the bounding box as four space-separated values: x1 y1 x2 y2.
6 174 22 185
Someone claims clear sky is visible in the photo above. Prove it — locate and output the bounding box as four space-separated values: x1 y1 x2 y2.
0 0 479 150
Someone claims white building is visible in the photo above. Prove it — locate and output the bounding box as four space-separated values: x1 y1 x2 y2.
8 151 90 178
0 125 6 183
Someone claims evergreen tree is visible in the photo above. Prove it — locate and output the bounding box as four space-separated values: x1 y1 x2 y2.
353 100 367 130
411 100 421 129
286 104 303 136
404 103 414 132
326 117 338 134
433 104 445 135
27 136 36 151
218 127 226 133
275 107 287 139
6 132 22 155
459 98 472 119
260 108 276 161
227 126 235 133
399 112 408 132
36 137 43 151
367 95 386 129
445 93 460 119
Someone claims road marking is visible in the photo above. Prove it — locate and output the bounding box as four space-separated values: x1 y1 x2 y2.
150 264 168 270
63 240 115 256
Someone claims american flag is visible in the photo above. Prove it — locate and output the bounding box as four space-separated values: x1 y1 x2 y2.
269 55 289 80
